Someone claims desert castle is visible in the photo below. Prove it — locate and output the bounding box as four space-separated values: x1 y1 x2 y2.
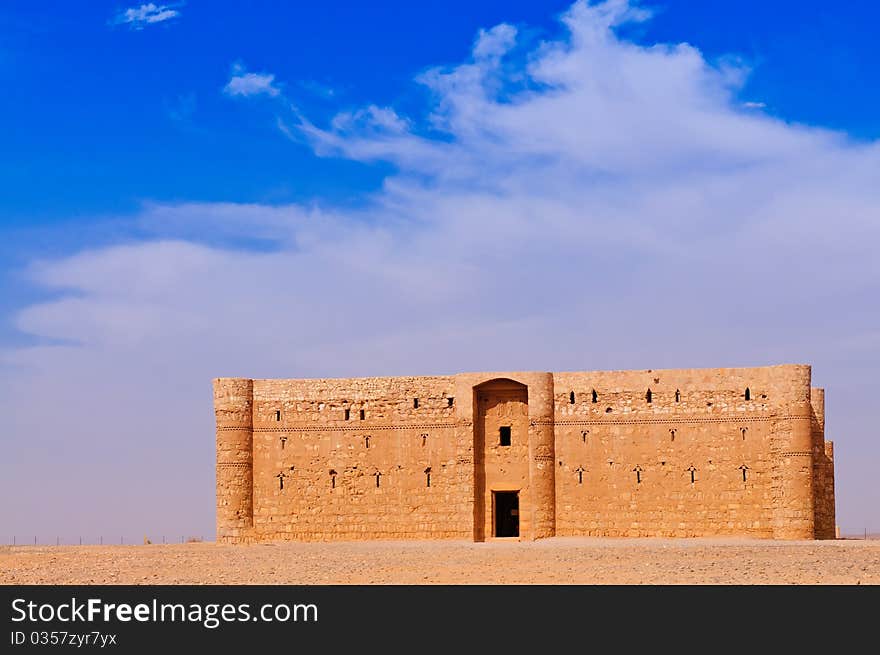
214 364 835 542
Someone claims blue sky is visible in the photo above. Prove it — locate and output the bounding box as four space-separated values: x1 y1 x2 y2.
3 1 879 225
2 1 879 541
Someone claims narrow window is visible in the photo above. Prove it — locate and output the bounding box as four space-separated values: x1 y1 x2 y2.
740 465 749 482
421 433 428 447
425 467 431 488
744 387 751 401
581 430 589 443
280 436 287 449
277 472 286 491
375 472 382 488
741 427 747 440
645 389 652 403
329 470 337 489
591 389 598 403
499 426 512 446
633 466 642 484
359 409 365 420
447 397 454 407
576 466 585 485
687 465 697 484
569 391 575 404
274 410 281 421
675 389 680 402
669 429 676 442
413 398 419 409
364 435 370 449
344 408 350 421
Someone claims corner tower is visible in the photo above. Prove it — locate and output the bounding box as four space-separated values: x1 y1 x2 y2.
772 365 815 539
213 377 254 543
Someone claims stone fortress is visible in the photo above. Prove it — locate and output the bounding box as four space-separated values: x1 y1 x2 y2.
214 364 836 543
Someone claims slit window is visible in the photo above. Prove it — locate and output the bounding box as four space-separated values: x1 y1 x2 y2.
280 436 287 449
633 466 642 484
740 465 749 482
277 472 286 491
581 430 589 443
687 465 697 484
745 387 751 401
364 435 370 449
425 467 431 488
421 433 428 447
375 472 382 488
576 466 585 485
569 391 575 404
741 427 747 440
499 426 512 447
274 410 281 421
669 429 676 442
591 389 598 403
675 389 680 402
645 389 652 403
329 470 337 489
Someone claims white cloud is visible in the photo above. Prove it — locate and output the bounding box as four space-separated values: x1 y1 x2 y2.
5 0 880 540
113 3 181 29
472 24 518 60
223 63 281 98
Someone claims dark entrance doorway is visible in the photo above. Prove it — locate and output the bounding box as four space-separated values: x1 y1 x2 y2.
494 491 519 537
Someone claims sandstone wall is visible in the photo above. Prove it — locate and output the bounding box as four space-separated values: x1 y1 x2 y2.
552 365 815 538
214 364 836 542
811 388 837 539
249 376 472 541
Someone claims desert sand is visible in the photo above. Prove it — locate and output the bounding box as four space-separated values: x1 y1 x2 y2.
2 537 879 584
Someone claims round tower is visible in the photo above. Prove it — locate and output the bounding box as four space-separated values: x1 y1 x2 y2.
772 366 815 539
214 377 254 543
811 387 825 435
527 372 556 539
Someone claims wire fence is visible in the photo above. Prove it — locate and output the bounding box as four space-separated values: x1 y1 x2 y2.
4 535 208 546
4 532 878 545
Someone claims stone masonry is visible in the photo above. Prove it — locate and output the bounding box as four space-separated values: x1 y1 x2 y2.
214 364 836 542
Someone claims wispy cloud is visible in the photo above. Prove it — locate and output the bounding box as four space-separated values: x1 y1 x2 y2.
223 63 281 98
5 0 880 539
112 3 182 29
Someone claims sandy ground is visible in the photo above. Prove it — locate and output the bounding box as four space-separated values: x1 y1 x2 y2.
1 537 878 585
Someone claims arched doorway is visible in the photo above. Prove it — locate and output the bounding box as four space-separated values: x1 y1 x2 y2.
473 379 529 540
